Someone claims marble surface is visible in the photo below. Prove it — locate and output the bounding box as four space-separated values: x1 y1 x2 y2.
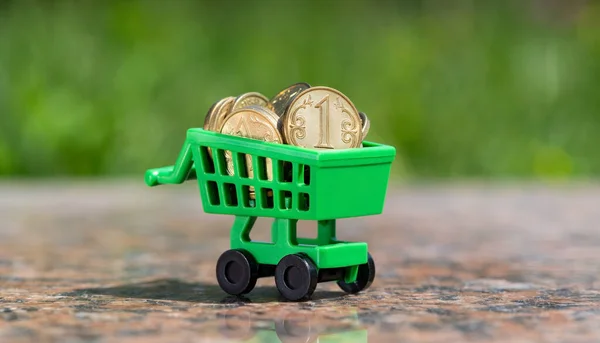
0 181 599 342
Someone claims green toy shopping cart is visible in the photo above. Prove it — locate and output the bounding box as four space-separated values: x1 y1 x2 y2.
145 128 395 301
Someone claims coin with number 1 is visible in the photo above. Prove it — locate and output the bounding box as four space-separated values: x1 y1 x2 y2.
283 86 363 149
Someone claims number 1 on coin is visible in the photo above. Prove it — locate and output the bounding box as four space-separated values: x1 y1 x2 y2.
314 95 333 149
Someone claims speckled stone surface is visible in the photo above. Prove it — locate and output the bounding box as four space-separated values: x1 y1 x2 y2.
0 181 599 343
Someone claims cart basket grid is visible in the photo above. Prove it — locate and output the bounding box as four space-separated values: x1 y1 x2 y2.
145 128 396 221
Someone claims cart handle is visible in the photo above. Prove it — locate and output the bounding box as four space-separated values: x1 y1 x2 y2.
145 140 195 187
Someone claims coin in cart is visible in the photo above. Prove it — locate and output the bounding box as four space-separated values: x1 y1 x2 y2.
267 82 311 117
219 105 282 181
283 86 363 149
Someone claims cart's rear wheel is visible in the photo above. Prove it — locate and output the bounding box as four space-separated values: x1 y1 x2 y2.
216 249 258 296
337 253 375 294
275 254 318 301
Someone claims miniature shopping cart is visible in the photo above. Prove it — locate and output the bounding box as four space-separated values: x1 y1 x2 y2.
145 128 396 301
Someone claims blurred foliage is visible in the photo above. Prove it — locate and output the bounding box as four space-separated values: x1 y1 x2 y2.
1 0 599 179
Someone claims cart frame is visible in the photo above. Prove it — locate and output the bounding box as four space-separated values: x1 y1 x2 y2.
145 128 395 300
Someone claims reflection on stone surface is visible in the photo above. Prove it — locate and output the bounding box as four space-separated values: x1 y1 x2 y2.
217 307 367 343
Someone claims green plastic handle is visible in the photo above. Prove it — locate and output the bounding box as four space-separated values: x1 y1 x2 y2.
145 166 175 187
145 139 196 187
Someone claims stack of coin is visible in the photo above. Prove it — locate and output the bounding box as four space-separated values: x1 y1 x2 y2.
202 83 371 197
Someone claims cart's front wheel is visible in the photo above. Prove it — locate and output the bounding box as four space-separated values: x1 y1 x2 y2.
275 254 318 301
216 249 258 296
337 253 375 294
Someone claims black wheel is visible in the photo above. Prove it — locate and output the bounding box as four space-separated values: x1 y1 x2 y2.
275 254 318 301
216 249 259 296
337 253 375 294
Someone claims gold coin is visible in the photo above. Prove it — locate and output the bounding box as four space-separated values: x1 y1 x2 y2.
210 96 235 132
283 86 363 149
267 82 311 117
358 111 370 139
204 96 234 132
203 99 220 131
219 105 282 180
231 92 269 113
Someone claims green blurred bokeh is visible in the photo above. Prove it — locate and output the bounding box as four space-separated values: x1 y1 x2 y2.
1 0 599 179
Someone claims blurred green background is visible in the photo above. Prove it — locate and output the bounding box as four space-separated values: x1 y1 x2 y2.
1 0 599 180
